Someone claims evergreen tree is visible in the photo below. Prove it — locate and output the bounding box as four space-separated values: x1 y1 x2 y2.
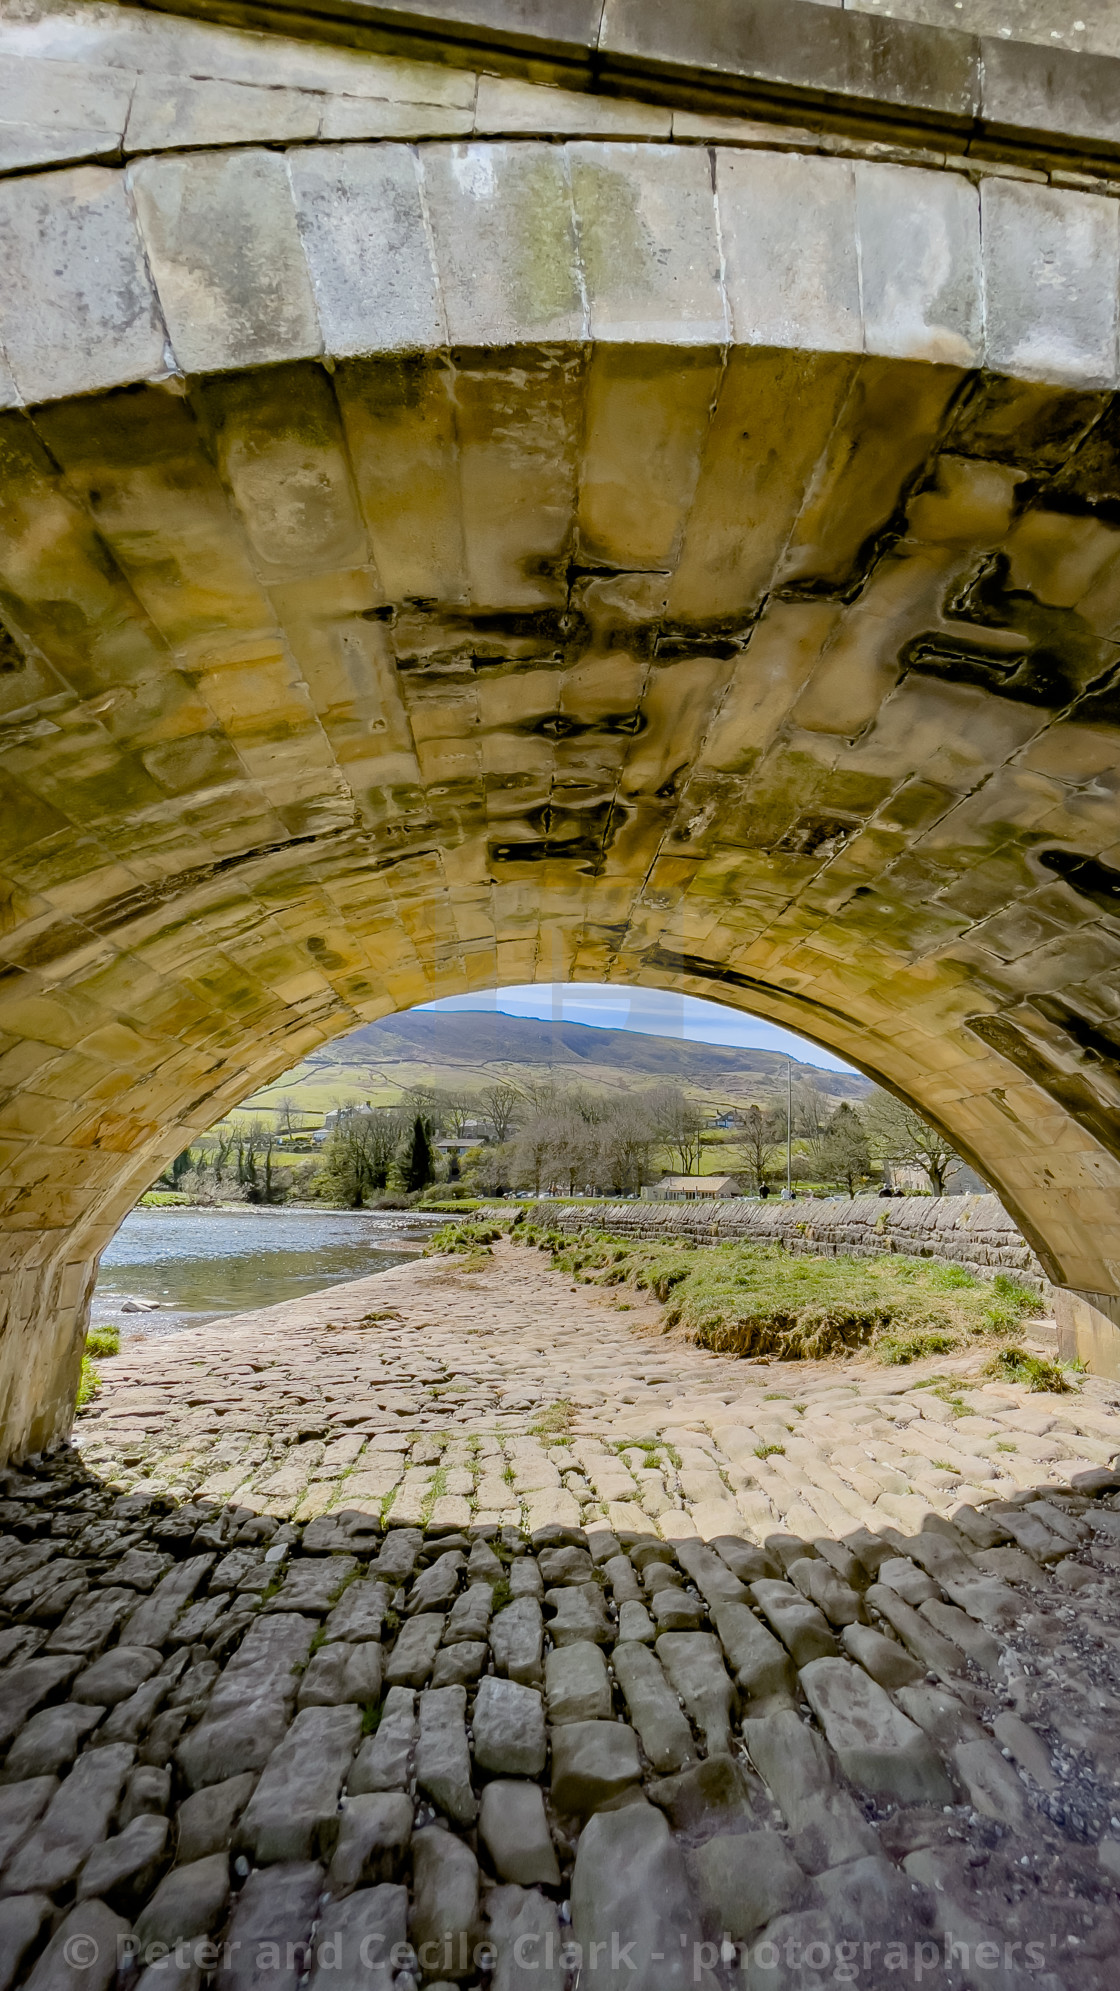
405 1113 435 1193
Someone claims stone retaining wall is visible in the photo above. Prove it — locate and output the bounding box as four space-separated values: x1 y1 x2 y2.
495 1194 1049 1289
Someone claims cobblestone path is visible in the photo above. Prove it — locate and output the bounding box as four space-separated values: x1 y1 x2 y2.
3 1246 1120 1989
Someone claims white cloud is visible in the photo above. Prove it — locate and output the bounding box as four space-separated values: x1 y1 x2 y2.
417 982 856 1073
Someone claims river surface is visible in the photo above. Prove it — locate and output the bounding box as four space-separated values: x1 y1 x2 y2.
91 1207 437 1339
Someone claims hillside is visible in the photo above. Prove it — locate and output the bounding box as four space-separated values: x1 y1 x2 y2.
241 1009 869 1121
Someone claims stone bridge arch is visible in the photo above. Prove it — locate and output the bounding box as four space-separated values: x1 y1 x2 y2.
5 0 1120 1454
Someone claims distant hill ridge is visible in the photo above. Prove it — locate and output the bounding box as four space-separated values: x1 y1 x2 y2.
307 1009 868 1097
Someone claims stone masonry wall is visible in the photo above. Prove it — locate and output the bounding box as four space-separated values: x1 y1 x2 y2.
512 1195 1049 1289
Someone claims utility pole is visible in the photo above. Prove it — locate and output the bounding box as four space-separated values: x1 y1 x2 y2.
786 1056 793 1198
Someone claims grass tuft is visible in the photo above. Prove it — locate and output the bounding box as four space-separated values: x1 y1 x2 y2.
76 1355 101 1410
425 1221 503 1257
86 1324 120 1359
985 1346 1074 1393
529 1398 575 1442
877 1329 960 1366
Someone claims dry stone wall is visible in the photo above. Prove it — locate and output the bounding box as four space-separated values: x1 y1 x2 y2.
519 1195 1049 1287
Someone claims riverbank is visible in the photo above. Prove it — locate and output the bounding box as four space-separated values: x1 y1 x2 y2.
76 1243 1120 1540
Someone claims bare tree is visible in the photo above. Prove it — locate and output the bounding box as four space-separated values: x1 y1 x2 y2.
510 1117 554 1197
442 1092 476 1139
739 1103 781 1194
502 1087 659 1198
861 1089 962 1195
207 1124 236 1186
647 1085 706 1175
595 1095 660 1196
481 1081 521 1144
791 1078 833 1176
279 1099 305 1142
407 1087 475 1138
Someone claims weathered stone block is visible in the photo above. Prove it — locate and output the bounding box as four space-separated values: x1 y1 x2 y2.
646 1752 755 1839
841 1622 924 1691
3 1740 134 1895
0 166 166 405
545 1640 610 1724
385 1613 445 1688
76 1811 169 1907
1 1701 101 1781
311 1884 407 1991
123 1556 214 1647
569 142 725 343
23 1898 129 1991
571 1797 699 1991
743 1711 877 1873
290 145 445 357
487 1882 565 1991
0 53 132 174
544 1582 611 1646
717 149 860 353
612 1641 695 1773
0 1891 51 1991
0 1776 57 1869
550 1719 641 1813
601 1554 643 1604
127 73 321 153
410 1825 479 1981
405 1553 463 1616
298 1640 382 1708
323 1579 390 1644
327 1791 413 1896
981 178 1119 387
655 1632 735 1756
472 1675 546 1778
175 1772 257 1863
415 1683 477 1825
420 142 583 344
687 1829 803 1940
73 1644 161 1706
800 1657 954 1806
177 1613 314 1788
478 1782 560 1888
215 1862 322 1991
46 1586 134 1658
348 1685 416 1793
266 1556 358 1616
237 1703 361 1862
129 149 321 373
856 161 981 366
490 1598 543 1685
431 1642 487 1688
749 1581 840 1668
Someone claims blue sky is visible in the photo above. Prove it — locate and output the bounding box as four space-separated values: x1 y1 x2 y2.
418 983 856 1074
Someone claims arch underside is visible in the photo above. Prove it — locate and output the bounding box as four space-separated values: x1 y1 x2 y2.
6 338 1120 1452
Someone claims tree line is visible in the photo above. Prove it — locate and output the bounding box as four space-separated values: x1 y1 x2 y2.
163 1072 969 1208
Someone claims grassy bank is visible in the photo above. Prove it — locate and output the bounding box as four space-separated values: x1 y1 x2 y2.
428 1217 1060 1377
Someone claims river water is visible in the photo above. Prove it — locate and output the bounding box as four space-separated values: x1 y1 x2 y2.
91 1207 437 1339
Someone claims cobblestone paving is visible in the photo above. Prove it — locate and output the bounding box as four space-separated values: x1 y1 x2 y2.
4 1248 1120 1989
